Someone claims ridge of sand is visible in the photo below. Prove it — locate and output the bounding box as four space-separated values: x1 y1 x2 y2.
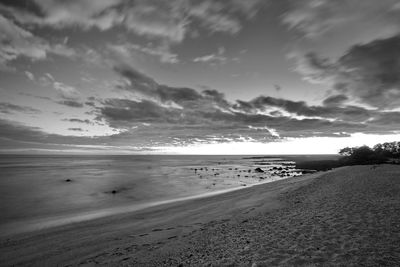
1 165 400 266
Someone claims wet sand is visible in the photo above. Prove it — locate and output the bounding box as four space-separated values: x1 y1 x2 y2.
0 154 302 233
1 165 399 266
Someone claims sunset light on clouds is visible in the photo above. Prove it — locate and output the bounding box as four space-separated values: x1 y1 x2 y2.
1 0 400 154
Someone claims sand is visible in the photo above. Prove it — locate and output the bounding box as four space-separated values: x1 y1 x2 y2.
1 164 399 266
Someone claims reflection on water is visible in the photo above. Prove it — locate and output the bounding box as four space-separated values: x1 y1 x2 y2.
0 155 301 234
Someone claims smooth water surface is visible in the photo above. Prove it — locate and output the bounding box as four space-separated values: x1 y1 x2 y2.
0 155 301 235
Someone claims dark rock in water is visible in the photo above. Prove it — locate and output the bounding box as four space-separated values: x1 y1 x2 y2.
111 190 117 194
65 179 72 182
254 167 264 173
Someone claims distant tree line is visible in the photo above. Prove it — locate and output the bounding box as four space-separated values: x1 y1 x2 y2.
339 141 400 165
295 142 400 172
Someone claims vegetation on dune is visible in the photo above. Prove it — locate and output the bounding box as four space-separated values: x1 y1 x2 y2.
295 141 400 171
339 141 400 165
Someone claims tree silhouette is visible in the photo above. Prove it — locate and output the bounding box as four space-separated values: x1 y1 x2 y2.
339 142 400 165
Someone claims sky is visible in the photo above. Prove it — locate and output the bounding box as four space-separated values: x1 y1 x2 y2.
0 0 400 154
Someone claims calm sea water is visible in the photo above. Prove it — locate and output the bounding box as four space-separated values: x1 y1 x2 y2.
0 155 300 235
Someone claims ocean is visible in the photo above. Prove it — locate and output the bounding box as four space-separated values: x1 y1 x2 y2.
0 155 301 236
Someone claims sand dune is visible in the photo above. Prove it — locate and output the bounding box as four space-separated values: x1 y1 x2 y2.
1 165 399 266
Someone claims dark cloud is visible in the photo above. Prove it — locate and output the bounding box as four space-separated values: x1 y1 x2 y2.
85 102 96 107
93 64 400 144
64 118 92 124
297 35 400 109
0 118 56 145
113 65 158 96
0 102 41 114
57 100 84 108
368 112 400 126
234 96 372 122
95 97 395 142
322 95 348 107
68 127 84 132
113 64 228 111
0 118 155 151
102 64 400 138
337 35 400 108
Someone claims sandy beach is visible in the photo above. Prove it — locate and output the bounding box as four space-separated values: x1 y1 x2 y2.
1 164 399 266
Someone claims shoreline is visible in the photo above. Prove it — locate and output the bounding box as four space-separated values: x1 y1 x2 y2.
0 170 322 266
2 164 399 266
0 175 294 237
0 154 307 236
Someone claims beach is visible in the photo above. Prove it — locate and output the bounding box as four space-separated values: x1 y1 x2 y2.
1 164 399 266
0 155 304 236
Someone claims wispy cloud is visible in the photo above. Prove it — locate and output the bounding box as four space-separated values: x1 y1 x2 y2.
24 71 35 81
0 102 41 114
193 47 228 65
0 0 264 69
57 100 84 108
282 0 400 41
2 0 263 44
53 82 80 100
108 43 179 64
0 13 76 70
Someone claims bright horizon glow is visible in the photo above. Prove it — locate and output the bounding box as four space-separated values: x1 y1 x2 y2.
1 133 399 156
1 1 400 156
157 133 400 155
